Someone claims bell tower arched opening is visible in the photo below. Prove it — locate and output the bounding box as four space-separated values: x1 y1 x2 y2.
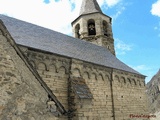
103 20 108 36
75 24 80 38
88 19 96 35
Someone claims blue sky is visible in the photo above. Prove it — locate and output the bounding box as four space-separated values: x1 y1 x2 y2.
105 0 160 83
0 0 160 83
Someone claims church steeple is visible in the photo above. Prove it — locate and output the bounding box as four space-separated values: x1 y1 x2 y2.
79 0 102 16
72 0 115 55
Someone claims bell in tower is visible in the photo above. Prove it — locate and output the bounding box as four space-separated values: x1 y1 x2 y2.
71 0 115 55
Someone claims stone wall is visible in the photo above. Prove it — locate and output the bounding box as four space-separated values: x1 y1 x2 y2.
20 46 149 120
0 23 61 120
69 59 113 120
112 69 149 120
21 48 115 119
22 48 70 112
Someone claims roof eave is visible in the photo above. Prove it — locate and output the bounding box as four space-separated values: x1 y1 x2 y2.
17 44 145 78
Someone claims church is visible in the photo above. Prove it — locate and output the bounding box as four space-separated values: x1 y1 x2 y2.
0 0 149 120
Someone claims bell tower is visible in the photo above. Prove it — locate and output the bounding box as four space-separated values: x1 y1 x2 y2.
72 0 115 55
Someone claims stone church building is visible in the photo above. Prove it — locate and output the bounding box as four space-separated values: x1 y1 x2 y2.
0 0 149 120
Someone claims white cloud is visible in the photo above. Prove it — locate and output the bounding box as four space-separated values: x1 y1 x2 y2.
151 1 160 37
97 0 121 7
105 0 121 7
0 0 82 35
0 0 122 35
115 38 133 55
151 0 160 17
132 65 151 71
112 6 125 20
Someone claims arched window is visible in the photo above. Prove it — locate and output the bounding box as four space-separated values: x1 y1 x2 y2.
103 20 108 36
75 24 80 38
88 19 96 35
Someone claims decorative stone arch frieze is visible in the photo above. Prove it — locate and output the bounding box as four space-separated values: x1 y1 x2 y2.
105 74 110 84
105 73 110 78
48 64 57 73
72 68 81 77
137 79 141 87
86 66 92 72
25 51 37 61
114 75 120 82
141 80 145 87
132 78 136 86
29 60 36 68
126 78 131 87
58 66 67 74
83 61 113 82
91 72 97 80
118 76 125 88
97 73 104 81
83 71 90 80
120 76 126 85
37 62 47 70
37 53 46 61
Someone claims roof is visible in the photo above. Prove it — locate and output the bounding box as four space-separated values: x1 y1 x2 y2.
0 14 142 75
79 0 102 16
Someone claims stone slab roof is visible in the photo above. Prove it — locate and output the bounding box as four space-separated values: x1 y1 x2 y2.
79 0 102 16
0 14 142 75
71 77 93 99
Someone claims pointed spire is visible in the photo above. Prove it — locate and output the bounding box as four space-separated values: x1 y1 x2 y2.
79 0 102 16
